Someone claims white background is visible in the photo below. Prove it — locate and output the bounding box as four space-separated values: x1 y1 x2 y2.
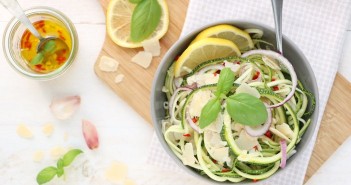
0 0 350 185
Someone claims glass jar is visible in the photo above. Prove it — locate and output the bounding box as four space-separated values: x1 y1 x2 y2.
2 7 78 80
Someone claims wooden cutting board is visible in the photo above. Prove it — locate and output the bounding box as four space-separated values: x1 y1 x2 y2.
94 0 351 183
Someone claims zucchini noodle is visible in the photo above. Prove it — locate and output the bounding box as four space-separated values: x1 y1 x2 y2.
161 29 315 182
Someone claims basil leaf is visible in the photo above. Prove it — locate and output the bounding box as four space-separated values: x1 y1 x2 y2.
36 166 57 185
226 93 267 126
129 0 143 4
199 98 221 129
56 159 64 177
216 68 235 97
62 149 83 167
130 0 161 42
42 40 56 54
30 52 44 65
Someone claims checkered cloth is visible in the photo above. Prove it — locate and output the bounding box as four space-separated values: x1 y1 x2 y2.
147 0 351 184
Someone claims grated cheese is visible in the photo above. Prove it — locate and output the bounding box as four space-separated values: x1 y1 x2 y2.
33 150 44 162
114 74 125 84
50 146 66 160
42 123 54 137
99 56 119 72
124 179 136 185
105 161 128 183
142 39 161 56
16 123 33 139
131 51 153 69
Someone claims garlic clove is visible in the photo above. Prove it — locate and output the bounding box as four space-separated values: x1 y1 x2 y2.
82 120 99 150
50 95 81 120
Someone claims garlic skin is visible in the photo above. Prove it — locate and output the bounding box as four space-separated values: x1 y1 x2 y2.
82 120 99 150
50 95 81 120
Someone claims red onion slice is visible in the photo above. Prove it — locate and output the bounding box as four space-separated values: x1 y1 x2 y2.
280 139 287 168
242 50 297 108
185 107 202 133
244 105 272 137
184 82 198 89
168 87 191 118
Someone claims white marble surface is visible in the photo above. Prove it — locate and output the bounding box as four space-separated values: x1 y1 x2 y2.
0 0 350 185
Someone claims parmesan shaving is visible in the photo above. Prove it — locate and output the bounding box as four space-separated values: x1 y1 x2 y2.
99 56 119 72
235 131 261 151
142 39 161 56
105 161 128 183
224 61 240 73
114 74 125 84
42 123 54 137
188 90 214 117
187 73 219 87
124 179 136 185
50 146 66 160
16 123 33 139
276 123 294 139
131 51 153 69
235 83 260 98
33 150 44 162
182 143 196 166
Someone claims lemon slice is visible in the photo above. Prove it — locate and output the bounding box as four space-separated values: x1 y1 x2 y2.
192 24 254 52
174 38 241 77
106 0 169 48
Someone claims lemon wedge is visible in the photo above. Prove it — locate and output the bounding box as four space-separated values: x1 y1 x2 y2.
174 38 241 77
106 0 169 48
192 24 254 52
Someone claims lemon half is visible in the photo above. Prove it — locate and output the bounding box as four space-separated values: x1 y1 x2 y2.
174 38 241 77
192 24 254 52
106 0 169 48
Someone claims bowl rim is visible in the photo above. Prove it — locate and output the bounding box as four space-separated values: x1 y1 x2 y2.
151 20 319 184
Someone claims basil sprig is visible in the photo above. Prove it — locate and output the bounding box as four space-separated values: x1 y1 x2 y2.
130 0 161 42
199 67 267 129
36 149 83 185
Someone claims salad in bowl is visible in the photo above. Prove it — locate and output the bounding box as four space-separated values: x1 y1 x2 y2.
151 22 318 183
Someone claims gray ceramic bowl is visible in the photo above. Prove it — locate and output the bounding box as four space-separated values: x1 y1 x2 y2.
151 20 319 184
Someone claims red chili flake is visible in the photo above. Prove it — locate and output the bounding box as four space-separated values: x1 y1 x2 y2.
212 159 218 164
264 130 272 138
35 64 45 71
236 61 241 64
221 168 231 172
59 35 66 41
25 31 31 41
57 56 66 64
273 85 279 91
253 145 259 151
42 28 47 33
271 78 276 81
174 55 180 61
192 116 199 123
222 62 226 66
62 49 67 54
24 41 32 49
35 22 45 29
183 133 191 137
252 71 260 80
213 70 221 76
253 179 259 183
58 30 63 34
